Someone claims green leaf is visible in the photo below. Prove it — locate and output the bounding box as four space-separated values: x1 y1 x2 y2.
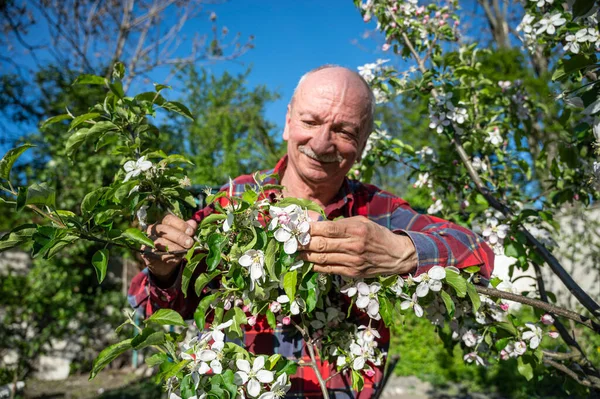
121 228 154 248
200 213 227 228
0 144 35 181
490 276 502 288
264 239 278 282
90 339 132 379
92 249 109 283
194 293 217 329
145 353 168 367
145 309 187 327
552 54 595 82
81 187 108 214
495 337 510 351
69 112 101 131
440 290 455 318
17 182 56 210
266 309 276 329
445 269 467 298
466 283 481 313
45 234 78 259
206 233 227 271
267 354 282 370
73 74 107 86
517 356 534 381
378 295 393 325
283 270 297 300
193 269 220 298
66 122 119 157
351 369 364 391
463 266 480 274
131 328 166 349
160 101 194 120
40 114 71 130
0 224 36 252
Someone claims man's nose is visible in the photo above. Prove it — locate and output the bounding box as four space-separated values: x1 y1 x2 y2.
311 125 335 153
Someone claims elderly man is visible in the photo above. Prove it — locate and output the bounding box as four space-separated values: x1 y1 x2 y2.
129 65 494 398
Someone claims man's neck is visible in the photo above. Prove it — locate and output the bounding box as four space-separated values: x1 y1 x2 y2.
279 164 343 210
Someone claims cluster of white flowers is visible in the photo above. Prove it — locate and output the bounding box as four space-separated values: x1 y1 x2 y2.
427 199 444 214
181 320 233 382
485 127 503 147
481 215 510 255
415 146 437 162
362 128 391 160
234 357 276 398
428 92 468 135
269 205 311 254
471 156 487 172
413 172 432 189
341 281 382 320
564 28 600 54
338 327 384 372
357 58 390 84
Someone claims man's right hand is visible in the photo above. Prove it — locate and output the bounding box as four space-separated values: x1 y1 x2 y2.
142 214 198 286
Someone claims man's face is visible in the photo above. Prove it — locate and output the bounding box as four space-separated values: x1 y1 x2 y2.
283 70 371 186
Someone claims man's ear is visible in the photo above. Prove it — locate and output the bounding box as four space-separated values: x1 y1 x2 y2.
283 104 291 141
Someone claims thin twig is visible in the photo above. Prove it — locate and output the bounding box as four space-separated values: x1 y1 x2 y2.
474 285 600 333
291 319 330 399
543 358 600 389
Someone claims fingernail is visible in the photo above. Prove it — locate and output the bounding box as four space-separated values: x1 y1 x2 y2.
186 238 192 246
186 228 194 235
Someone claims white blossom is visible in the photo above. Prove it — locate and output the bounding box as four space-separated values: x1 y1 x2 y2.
463 352 485 366
234 357 274 398
535 12 566 35
400 293 424 317
356 282 381 320
472 156 487 172
427 199 443 214
123 156 153 182
485 127 503 146
258 373 290 399
413 266 446 297
239 249 266 285
522 322 543 349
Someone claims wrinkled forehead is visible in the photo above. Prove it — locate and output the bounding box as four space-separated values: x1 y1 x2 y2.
292 70 372 122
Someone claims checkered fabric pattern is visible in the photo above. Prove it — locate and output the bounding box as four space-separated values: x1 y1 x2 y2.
128 155 494 398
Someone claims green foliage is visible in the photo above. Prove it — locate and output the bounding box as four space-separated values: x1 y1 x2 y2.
173 67 284 186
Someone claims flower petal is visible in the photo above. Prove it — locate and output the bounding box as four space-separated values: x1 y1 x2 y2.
356 295 370 309
234 371 248 385
416 282 429 297
256 369 274 383
274 228 292 243
252 356 265 372
248 378 261 397
237 359 251 373
428 266 446 280
198 349 217 361
239 254 252 267
284 238 298 254
211 359 223 374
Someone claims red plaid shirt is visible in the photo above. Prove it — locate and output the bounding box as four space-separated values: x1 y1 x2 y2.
129 156 494 398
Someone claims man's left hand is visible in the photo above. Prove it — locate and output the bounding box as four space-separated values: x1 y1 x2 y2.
298 216 418 278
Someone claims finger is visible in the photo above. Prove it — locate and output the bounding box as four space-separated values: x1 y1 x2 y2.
309 221 350 238
154 237 186 253
163 214 197 236
301 236 354 253
298 251 359 266
153 224 194 249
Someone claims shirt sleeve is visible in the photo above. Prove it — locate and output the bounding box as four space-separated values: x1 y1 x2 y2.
390 202 494 280
127 205 215 319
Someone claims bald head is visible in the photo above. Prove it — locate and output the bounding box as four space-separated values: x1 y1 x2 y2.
291 65 375 138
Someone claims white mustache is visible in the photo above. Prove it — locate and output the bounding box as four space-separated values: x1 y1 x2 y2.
299 145 343 163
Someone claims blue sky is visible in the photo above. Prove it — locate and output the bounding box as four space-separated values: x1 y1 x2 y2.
172 0 386 129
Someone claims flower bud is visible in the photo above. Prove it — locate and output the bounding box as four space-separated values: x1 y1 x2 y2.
242 305 250 313
364 369 376 377
500 349 509 360
282 316 291 325
382 43 391 52
269 301 281 314
500 303 509 312
548 331 559 339
247 316 257 326
540 314 555 325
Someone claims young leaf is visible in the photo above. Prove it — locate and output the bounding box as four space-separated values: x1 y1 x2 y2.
73 74 107 86
264 239 278 282
89 339 133 379
466 283 481 313
0 144 35 181
0 224 37 252
445 269 467 298
40 114 71 130
131 328 166 350
194 293 217 329
440 290 455 318
283 270 297 301
266 309 276 329
145 309 187 327
69 112 101 131
121 228 154 248
160 101 194 120
517 356 534 381
92 249 109 283
17 183 56 211
200 213 227 228
194 269 220 298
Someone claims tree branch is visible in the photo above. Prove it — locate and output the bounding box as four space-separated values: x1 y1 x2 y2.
474 285 600 333
543 358 600 389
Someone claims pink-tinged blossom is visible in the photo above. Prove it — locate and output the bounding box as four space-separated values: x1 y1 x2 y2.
541 314 554 325
548 331 559 339
463 352 485 366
